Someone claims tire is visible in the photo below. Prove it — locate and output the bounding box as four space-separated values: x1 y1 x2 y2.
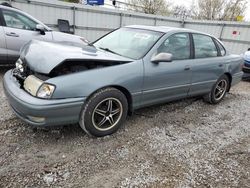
203 74 230 104
79 87 128 137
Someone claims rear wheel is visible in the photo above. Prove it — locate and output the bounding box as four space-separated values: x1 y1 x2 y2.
79 87 128 137
203 75 229 104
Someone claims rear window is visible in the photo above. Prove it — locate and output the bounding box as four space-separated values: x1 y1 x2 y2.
193 34 218 58
214 39 226 56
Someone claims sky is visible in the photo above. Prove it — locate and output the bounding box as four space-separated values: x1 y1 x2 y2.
105 0 250 21
244 2 250 21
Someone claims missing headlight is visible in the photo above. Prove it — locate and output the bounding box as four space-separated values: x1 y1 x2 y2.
15 59 24 73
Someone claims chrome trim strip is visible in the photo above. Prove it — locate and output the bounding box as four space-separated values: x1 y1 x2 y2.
143 84 190 94
190 80 216 86
143 80 216 94
131 91 142 96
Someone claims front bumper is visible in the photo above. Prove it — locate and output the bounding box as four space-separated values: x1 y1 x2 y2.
3 70 85 126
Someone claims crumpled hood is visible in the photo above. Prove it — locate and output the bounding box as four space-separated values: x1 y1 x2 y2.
20 40 132 74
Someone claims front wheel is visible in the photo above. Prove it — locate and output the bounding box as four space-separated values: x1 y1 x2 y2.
203 75 230 104
79 88 128 137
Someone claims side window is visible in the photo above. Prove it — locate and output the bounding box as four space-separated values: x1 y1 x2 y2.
214 39 226 56
193 34 218 58
157 33 190 60
2 9 37 31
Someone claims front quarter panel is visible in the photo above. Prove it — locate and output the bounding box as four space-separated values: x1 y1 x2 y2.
47 60 144 108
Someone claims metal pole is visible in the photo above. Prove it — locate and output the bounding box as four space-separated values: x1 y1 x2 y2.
181 11 186 28
154 17 157 26
73 6 76 34
119 13 123 27
181 18 185 28
219 23 225 41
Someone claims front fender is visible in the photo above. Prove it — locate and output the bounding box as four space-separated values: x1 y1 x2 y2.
48 60 143 100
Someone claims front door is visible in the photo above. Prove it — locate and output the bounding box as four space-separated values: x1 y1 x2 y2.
0 9 7 65
142 33 193 106
0 25 7 65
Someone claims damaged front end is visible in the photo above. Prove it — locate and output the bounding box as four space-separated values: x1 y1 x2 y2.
13 67 55 99
12 40 132 99
12 58 53 99
13 58 49 85
13 59 129 99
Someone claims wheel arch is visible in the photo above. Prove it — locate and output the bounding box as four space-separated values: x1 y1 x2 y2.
224 72 232 91
111 85 133 115
86 85 133 116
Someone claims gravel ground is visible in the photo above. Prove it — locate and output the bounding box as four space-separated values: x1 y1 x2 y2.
0 68 249 188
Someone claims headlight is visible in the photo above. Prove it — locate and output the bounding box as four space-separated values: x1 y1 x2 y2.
15 59 24 73
37 83 55 99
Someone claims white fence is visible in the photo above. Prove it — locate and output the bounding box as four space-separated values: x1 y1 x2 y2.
2 0 250 54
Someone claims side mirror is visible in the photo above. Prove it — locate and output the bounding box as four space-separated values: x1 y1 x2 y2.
151 53 173 63
36 24 46 35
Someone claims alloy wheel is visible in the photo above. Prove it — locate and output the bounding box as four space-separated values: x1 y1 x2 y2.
92 98 123 131
214 79 227 101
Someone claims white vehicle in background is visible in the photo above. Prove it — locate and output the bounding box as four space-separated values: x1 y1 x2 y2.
0 3 88 65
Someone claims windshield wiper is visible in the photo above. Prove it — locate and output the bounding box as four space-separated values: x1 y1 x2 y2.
88 42 94 46
99 47 120 56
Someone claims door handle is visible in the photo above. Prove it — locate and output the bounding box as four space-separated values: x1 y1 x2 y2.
184 65 191 71
218 64 223 67
6 32 19 37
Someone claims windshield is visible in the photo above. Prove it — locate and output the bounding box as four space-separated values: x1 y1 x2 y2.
93 28 163 60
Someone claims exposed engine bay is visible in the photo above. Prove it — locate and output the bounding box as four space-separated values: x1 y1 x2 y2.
49 60 128 77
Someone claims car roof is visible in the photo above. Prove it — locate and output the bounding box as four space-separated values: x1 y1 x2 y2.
125 25 210 36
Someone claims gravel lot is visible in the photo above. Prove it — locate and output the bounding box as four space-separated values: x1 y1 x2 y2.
0 68 249 188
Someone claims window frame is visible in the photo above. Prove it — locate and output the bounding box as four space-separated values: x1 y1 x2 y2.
191 33 221 59
1 8 38 31
213 38 227 56
157 32 192 61
0 9 5 26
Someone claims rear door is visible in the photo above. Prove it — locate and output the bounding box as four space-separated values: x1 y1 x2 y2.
1 8 53 64
189 33 225 96
0 9 8 64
